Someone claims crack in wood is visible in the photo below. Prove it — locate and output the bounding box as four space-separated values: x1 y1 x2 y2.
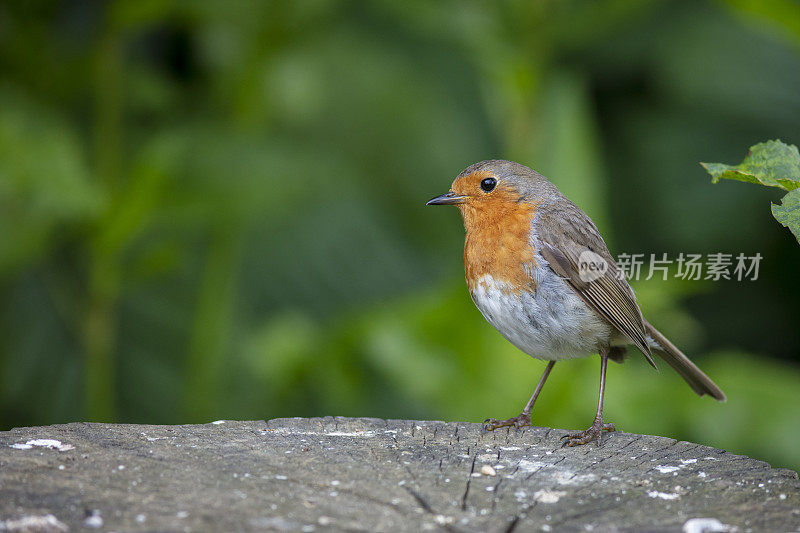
461 453 478 511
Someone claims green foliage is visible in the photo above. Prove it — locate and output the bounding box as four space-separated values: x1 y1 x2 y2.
702 140 800 190
771 188 800 242
702 140 800 242
0 91 101 276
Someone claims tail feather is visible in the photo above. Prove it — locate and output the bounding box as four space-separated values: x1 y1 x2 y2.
644 321 726 402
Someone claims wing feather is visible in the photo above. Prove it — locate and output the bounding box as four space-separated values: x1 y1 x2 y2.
536 201 656 368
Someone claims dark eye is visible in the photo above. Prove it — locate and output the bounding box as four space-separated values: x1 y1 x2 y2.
480 177 497 192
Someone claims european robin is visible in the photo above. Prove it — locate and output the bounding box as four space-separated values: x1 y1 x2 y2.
427 160 725 447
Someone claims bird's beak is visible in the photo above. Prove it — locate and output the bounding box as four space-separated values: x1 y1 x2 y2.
426 191 467 206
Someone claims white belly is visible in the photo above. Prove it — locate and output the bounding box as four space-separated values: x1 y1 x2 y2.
469 268 612 361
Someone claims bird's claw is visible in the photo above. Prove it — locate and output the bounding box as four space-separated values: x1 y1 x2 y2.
483 412 531 431
560 417 615 447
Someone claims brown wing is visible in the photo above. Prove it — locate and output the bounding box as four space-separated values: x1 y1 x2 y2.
536 200 656 368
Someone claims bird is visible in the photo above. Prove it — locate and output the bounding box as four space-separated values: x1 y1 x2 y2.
426 159 725 447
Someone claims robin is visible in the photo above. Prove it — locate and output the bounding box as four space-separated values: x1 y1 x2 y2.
427 160 725 446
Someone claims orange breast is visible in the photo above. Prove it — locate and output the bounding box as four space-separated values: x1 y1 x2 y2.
461 194 539 294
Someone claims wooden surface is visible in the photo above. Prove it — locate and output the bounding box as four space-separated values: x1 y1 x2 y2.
2 417 799 532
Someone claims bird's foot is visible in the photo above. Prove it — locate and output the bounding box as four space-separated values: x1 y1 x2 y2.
483 412 531 431
560 416 615 447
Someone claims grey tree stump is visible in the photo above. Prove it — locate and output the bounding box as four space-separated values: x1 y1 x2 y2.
1 418 799 532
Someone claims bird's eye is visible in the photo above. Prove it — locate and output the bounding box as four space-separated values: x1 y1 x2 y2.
480 177 497 192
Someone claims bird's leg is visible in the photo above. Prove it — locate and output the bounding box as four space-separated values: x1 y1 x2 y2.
561 348 615 447
484 361 555 431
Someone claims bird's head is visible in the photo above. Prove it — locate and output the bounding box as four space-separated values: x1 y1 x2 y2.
426 160 550 232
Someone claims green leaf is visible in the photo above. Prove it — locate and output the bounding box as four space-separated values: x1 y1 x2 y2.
700 139 800 191
771 188 800 244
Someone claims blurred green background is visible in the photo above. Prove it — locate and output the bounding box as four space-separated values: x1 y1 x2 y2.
1 1 799 471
